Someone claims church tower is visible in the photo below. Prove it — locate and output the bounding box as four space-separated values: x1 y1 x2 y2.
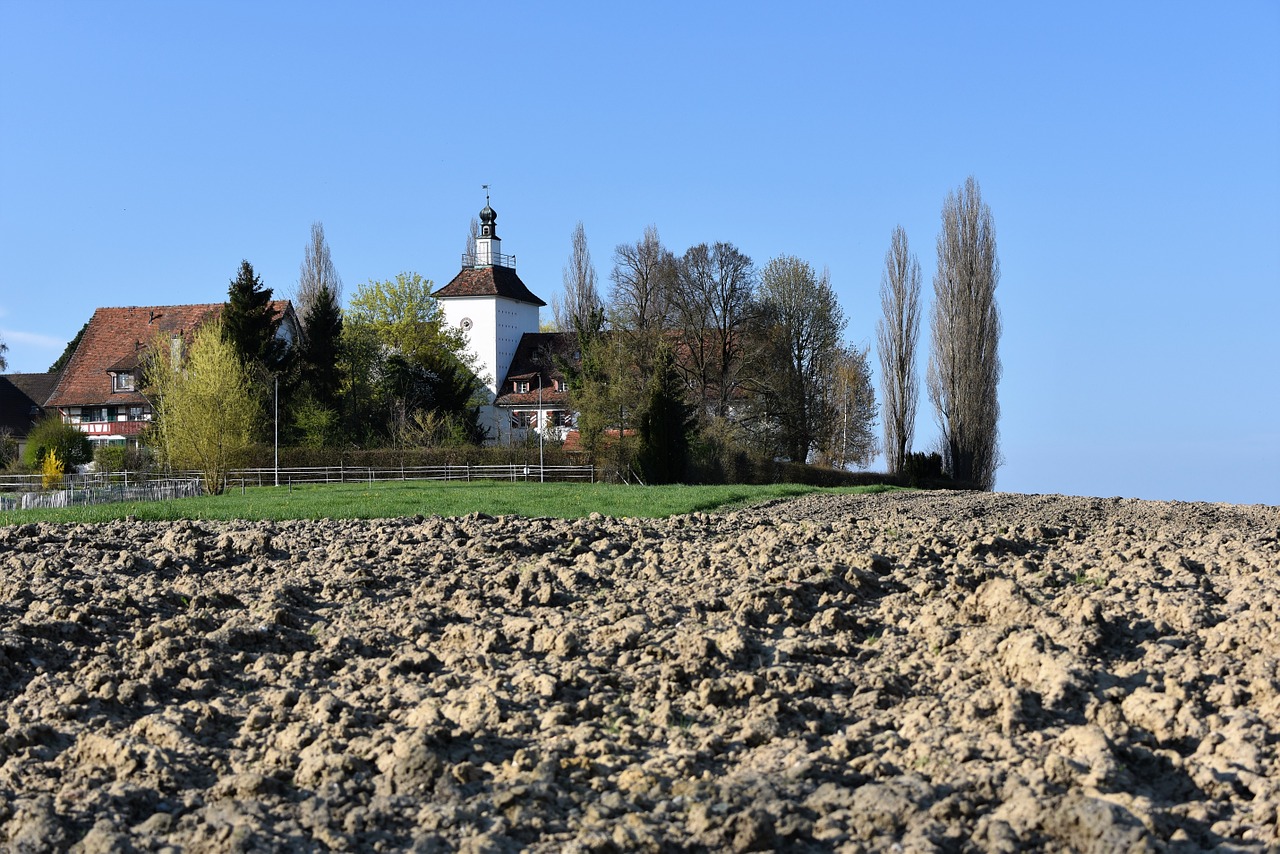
434 196 545 441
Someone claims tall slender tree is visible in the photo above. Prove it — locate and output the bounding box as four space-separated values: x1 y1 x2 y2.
0 332 7 372
876 226 922 475
927 176 1002 489
295 222 343 329
463 216 480 261
553 222 602 334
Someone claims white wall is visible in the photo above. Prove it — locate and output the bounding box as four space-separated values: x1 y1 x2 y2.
439 294 541 443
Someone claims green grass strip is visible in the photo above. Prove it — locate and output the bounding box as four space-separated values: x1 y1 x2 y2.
0 481 903 525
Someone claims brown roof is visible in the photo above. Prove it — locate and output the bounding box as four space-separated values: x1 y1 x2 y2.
494 332 574 407
45 300 299 410
0 372 61 437
435 265 546 307
46 304 223 408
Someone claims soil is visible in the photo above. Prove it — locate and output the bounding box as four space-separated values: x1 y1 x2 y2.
0 490 1277 852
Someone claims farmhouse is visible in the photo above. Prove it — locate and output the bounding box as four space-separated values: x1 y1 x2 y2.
42 302 299 450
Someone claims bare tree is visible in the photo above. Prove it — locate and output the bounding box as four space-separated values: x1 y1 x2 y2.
927 176 1002 489
463 216 480 262
750 256 846 463
671 241 756 420
610 225 676 379
552 222 602 334
876 226 922 475
296 222 343 328
610 225 675 339
0 333 7 372
817 343 878 469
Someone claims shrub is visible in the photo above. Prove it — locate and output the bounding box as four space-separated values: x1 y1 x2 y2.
22 416 92 470
94 443 151 474
0 427 17 469
42 449 65 490
902 451 944 486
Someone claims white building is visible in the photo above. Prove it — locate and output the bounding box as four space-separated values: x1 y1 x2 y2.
434 201 572 444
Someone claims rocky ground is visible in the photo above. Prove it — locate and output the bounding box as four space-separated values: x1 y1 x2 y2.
0 490 1277 853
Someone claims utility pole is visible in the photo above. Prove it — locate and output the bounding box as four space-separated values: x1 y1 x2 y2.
538 374 544 482
274 374 279 487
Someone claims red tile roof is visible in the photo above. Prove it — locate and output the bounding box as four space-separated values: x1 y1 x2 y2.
44 301 297 409
494 332 575 407
435 266 546 307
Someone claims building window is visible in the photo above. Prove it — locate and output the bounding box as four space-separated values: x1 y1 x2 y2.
515 381 530 394
112 371 135 392
128 406 145 421
511 411 534 428
549 410 569 427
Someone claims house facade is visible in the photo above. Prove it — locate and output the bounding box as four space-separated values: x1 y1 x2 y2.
43 301 299 450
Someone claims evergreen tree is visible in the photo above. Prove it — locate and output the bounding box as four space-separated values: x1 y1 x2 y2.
223 260 285 372
299 283 343 409
49 322 88 373
637 341 694 484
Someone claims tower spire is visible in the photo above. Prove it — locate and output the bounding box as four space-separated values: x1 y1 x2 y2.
474 185 501 266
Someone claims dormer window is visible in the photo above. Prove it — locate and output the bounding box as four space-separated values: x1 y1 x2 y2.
515 381 530 393
111 371 135 392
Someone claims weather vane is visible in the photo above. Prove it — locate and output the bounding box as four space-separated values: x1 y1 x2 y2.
482 184 490 205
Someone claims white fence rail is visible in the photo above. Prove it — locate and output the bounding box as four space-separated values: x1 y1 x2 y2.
0 464 595 512
0 478 203 512
225 464 595 487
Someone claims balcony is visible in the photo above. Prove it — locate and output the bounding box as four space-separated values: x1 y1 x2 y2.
461 250 517 269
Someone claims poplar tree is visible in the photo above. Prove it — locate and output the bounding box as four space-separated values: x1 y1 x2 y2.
927 176 1002 489
877 226 922 475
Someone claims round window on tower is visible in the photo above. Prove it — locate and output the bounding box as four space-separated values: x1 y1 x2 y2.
460 317 474 332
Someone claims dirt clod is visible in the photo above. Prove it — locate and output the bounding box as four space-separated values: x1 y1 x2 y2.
1 491 1277 850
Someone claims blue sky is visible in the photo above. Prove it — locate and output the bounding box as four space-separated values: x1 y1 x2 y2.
2 2 1277 504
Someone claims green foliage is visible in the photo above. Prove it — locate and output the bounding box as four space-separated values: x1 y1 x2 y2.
637 342 694 484
93 443 127 474
343 273 483 445
291 396 339 450
299 283 343 409
347 272 465 365
92 443 154 475
22 415 92 469
49 321 88 373
149 319 259 495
